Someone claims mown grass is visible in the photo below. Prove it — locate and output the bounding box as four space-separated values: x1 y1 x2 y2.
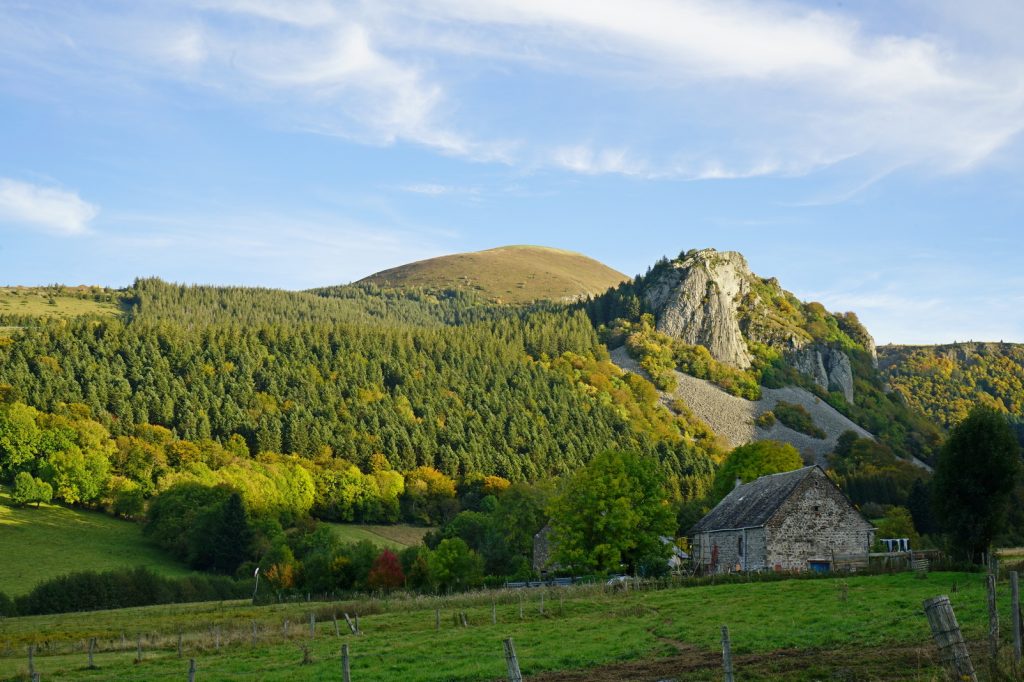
326 523 428 550
0 288 122 320
0 571 1008 681
0 490 191 596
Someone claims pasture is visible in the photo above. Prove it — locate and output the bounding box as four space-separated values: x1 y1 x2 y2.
0 490 190 596
0 571 1009 680
0 288 122 321
326 523 428 550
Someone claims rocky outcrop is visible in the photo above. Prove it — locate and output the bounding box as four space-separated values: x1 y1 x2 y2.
788 346 855 403
642 249 753 368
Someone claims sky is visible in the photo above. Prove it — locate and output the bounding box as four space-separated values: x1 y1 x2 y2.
1 0 1022 345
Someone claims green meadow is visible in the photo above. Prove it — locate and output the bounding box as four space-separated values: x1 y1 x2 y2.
0 288 122 322
0 571 1008 681
0 490 190 596
326 522 429 550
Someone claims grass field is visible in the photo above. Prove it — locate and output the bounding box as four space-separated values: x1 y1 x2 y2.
0 571 1008 681
0 490 191 596
0 287 122 321
326 523 428 550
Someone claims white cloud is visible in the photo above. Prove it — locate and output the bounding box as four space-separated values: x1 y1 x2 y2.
2 0 1022 179
0 179 98 235
551 145 646 176
390 0 1024 175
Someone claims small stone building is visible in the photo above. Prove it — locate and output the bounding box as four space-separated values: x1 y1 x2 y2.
688 466 873 573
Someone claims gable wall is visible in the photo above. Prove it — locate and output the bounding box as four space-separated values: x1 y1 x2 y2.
764 469 873 571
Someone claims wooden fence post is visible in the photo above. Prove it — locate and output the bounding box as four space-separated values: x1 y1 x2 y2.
341 643 351 682
187 658 196 682
1012 571 1022 666
334 613 341 637
310 613 316 639
923 595 978 682
540 592 544 616
343 613 356 634
519 595 524 620
721 625 735 682
435 609 440 631
135 634 142 663
87 636 96 669
251 621 258 647
27 644 35 678
503 637 523 682
492 599 497 625
988 574 999 672
355 613 360 635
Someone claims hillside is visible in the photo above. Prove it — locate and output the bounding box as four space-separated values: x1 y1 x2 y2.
0 489 190 595
354 245 628 304
879 342 1024 435
610 347 876 466
588 248 944 466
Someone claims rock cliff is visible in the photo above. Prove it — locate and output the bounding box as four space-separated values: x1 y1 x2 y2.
637 248 871 401
642 249 753 368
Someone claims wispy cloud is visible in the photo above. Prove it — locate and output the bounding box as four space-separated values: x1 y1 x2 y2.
2 1 1022 180
398 183 479 196
0 179 98 235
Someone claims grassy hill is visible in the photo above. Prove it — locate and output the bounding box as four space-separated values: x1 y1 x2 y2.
0 489 191 596
0 286 123 322
356 245 628 304
0 571 1001 680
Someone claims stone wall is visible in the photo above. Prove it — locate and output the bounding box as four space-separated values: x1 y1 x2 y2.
693 527 768 573
763 469 874 571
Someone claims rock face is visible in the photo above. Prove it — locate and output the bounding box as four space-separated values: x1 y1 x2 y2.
788 346 855 403
639 247 866 402
642 249 753 368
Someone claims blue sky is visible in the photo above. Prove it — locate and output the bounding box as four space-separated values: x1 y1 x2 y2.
1 0 1022 344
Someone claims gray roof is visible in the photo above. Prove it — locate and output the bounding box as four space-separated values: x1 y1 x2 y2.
688 466 818 535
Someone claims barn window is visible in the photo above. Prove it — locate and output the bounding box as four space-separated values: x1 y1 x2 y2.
737 536 744 557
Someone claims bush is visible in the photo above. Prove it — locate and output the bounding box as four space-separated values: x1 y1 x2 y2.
773 401 826 439
0 590 15 617
14 566 247 616
755 411 776 429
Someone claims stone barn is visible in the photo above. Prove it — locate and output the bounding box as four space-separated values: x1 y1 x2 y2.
688 466 873 573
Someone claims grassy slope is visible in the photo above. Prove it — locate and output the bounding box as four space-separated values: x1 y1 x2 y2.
0 572 1003 681
0 288 122 321
357 245 628 304
326 523 428 550
0 490 191 596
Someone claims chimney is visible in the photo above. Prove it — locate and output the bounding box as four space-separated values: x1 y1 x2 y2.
734 477 742 490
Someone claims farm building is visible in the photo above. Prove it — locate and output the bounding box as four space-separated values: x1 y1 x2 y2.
688 465 874 573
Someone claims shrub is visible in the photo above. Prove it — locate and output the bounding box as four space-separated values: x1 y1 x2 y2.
773 401 826 439
14 566 248 616
755 411 776 429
